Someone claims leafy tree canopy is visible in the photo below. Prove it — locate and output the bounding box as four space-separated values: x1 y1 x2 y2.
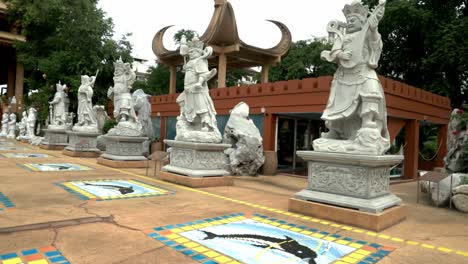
6 0 133 122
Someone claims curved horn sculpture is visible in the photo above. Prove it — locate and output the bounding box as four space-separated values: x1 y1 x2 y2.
265 20 292 55
152 25 176 57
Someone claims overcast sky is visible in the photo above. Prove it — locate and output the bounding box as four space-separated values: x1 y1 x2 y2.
98 0 351 65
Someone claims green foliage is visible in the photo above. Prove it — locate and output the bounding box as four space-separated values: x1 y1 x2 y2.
102 119 117 134
269 39 336 82
173 29 197 44
5 0 133 123
362 0 468 107
419 123 439 161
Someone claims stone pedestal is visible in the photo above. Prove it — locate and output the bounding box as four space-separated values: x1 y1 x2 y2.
40 129 69 150
63 131 101 158
289 151 406 231
162 140 231 177
97 135 148 168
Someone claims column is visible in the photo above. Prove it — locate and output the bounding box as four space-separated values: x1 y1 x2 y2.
261 64 270 83
403 119 419 179
160 116 167 144
7 61 15 98
169 65 177 94
15 63 24 106
262 113 276 151
217 53 227 88
434 124 448 168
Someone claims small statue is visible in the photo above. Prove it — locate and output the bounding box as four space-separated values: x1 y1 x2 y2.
0 112 9 137
17 110 28 140
175 36 220 143
132 89 153 138
26 108 37 140
73 73 99 132
48 82 68 129
314 0 390 155
7 113 16 139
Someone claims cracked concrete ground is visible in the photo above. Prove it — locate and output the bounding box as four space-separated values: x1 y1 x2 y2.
0 139 467 264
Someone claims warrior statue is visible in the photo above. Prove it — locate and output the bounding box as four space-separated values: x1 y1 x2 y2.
106 59 143 136
7 113 16 139
175 35 220 143
0 113 8 137
48 82 68 129
314 0 390 155
73 73 98 132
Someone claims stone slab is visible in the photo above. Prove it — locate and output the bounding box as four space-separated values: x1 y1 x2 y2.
162 165 229 177
62 149 100 158
39 144 66 151
294 189 402 213
159 171 233 188
66 131 101 152
96 157 148 168
41 129 69 146
288 198 407 232
296 151 403 167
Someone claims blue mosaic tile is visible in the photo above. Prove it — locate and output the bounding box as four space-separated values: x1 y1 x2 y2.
154 227 165 231
45 251 61 257
370 243 382 248
182 249 195 256
22 249 38 256
356 240 368 245
192 254 207 261
202 260 218 264
173 245 186 251
1 253 18 259
156 237 168 241
163 241 176 246
50 256 66 262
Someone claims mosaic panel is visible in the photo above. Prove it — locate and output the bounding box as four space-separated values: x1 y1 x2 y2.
2 153 51 158
0 147 30 151
146 213 396 264
19 163 93 172
55 179 175 201
0 192 15 211
0 246 69 264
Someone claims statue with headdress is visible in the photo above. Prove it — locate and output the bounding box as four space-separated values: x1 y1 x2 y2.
175 35 220 143
48 81 68 129
73 73 98 132
314 0 390 155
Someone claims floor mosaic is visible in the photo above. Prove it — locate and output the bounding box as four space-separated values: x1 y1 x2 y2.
0 192 15 211
19 163 93 172
1 153 51 158
146 213 396 264
55 179 175 201
0 246 69 264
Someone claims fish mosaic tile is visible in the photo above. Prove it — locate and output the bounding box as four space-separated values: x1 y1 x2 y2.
146 213 396 264
2 153 51 158
55 179 175 201
19 163 93 172
0 246 69 264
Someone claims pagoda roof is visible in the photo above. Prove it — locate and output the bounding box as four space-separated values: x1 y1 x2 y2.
152 0 292 68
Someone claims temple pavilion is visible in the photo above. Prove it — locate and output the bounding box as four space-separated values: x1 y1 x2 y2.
152 0 292 93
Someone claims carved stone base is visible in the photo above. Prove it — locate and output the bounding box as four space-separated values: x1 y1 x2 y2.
40 144 65 150
159 171 234 188
294 151 404 213
288 198 407 232
63 149 100 158
66 131 101 153
100 135 148 161
97 157 147 168
41 129 69 147
163 140 231 177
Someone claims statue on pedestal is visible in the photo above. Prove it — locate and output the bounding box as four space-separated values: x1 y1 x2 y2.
26 108 37 139
17 110 28 140
0 113 8 137
48 82 68 129
7 113 16 139
106 59 142 136
175 36 220 143
314 0 390 155
73 73 98 132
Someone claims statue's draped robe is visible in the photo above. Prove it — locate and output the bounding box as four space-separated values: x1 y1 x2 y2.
51 91 66 125
77 84 97 125
112 75 138 122
177 57 217 130
321 29 389 142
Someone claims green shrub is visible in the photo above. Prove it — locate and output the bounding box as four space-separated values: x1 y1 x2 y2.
102 119 118 134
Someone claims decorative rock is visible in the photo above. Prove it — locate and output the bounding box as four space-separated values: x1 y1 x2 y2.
423 173 465 206
7 113 16 139
93 105 110 133
444 108 467 172
452 185 468 213
223 102 264 176
313 0 390 155
132 89 153 138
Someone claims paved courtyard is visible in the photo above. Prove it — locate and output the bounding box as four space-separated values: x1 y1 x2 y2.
0 139 467 264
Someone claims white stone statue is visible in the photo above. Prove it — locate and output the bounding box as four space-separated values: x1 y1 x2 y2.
7 113 16 139
106 59 143 136
93 105 110 133
48 82 68 129
132 89 153 138
175 36 220 143
0 112 8 137
314 0 390 155
26 108 37 139
17 110 28 140
73 73 98 132
223 102 265 176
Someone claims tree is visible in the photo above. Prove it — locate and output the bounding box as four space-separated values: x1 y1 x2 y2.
6 0 133 122
362 0 468 107
269 38 336 82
